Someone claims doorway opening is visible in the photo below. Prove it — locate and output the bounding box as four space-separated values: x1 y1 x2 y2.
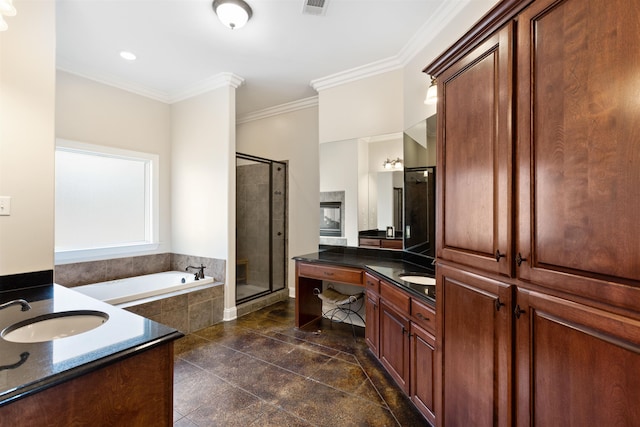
235 153 287 304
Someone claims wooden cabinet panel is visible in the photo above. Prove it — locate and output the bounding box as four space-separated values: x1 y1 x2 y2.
365 291 380 357
297 262 363 285
410 322 436 425
411 298 435 334
515 289 640 426
0 343 174 426
380 280 410 313
380 239 403 250
364 272 380 294
437 22 514 277
439 264 513 427
516 0 640 307
380 300 410 393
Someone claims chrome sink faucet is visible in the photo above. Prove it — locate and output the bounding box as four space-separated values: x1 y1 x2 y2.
186 264 206 280
0 299 31 312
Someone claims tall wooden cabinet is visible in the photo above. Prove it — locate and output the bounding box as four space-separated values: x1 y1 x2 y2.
426 0 640 425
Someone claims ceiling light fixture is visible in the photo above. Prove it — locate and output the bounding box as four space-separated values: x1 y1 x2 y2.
120 51 137 61
383 158 403 170
212 0 253 30
424 76 437 105
0 0 16 32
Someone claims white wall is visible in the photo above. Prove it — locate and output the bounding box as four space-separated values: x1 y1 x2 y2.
402 0 500 129
171 85 237 316
55 71 172 259
319 70 403 144
0 1 56 276
236 106 319 297
319 139 359 246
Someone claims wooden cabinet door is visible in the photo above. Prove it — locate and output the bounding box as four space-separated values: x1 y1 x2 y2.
437 22 514 277
365 292 380 357
379 300 410 393
438 263 513 427
515 289 640 426
410 322 436 426
516 0 640 308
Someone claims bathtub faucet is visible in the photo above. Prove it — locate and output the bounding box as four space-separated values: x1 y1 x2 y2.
0 299 31 312
186 264 206 280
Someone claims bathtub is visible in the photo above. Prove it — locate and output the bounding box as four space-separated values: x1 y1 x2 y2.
73 271 215 306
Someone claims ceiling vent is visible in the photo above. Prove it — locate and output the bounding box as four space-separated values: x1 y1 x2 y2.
302 0 328 16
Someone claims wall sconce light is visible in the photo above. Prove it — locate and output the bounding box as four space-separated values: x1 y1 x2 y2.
424 76 437 105
212 0 253 30
383 158 403 170
0 0 17 32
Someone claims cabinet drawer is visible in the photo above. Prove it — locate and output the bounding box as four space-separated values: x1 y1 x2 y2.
381 239 403 250
365 273 380 294
359 238 380 248
297 263 363 285
411 299 435 334
380 280 410 313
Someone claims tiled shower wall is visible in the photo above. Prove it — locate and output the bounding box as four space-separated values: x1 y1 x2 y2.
236 162 271 288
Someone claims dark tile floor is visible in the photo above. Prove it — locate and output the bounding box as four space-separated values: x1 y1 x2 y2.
173 298 429 426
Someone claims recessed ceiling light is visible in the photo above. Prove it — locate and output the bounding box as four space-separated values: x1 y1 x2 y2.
119 51 137 61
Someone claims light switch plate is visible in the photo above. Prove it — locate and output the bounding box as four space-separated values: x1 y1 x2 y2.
0 196 11 216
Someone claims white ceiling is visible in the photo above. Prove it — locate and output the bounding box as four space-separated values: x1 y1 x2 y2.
56 0 467 116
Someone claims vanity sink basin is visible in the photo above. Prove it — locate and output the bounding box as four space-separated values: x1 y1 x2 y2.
400 275 436 286
1 310 109 343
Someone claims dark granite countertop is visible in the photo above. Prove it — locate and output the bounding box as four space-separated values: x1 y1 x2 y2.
294 247 436 305
0 284 183 407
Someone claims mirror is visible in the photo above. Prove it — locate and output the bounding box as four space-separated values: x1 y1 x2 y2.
318 114 437 254
319 133 403 248
403 114 437 256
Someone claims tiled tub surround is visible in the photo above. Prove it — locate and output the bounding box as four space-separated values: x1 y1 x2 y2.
54 253 226 287
123 283 224 334
55 253 226 333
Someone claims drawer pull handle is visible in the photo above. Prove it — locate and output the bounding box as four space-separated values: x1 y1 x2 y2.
323 272 334 276
416 312 430 321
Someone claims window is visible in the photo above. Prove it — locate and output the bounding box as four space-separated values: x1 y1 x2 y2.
55 139 159 263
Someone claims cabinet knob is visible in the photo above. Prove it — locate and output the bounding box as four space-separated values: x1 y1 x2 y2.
495 298 505 312
516 253 527 267
514 305 526 319
495 249 506 262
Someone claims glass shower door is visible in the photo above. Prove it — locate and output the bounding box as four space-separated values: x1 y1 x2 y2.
236 153 287 303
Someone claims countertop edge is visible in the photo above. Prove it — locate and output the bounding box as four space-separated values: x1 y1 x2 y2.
294 252 435 306
0 329 183 408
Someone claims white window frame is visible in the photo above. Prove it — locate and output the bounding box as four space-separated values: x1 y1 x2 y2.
54 139 159 264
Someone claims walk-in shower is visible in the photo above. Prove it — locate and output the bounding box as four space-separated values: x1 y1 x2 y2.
235 153 287 303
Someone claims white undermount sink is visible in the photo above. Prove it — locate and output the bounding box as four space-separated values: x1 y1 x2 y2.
1 310 109 343
399 275 436 286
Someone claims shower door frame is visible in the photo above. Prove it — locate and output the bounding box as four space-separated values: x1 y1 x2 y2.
235 152 288 304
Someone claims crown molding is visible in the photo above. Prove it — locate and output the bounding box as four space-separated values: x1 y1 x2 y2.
310 0 474 92
57 58 245 104
237 96 318 124
310 56 403 92
56 59 172 103
169 72 245 103
396 0 473 65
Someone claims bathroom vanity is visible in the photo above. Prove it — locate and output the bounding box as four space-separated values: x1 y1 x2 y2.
294 247 436 424
0 284 182 426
